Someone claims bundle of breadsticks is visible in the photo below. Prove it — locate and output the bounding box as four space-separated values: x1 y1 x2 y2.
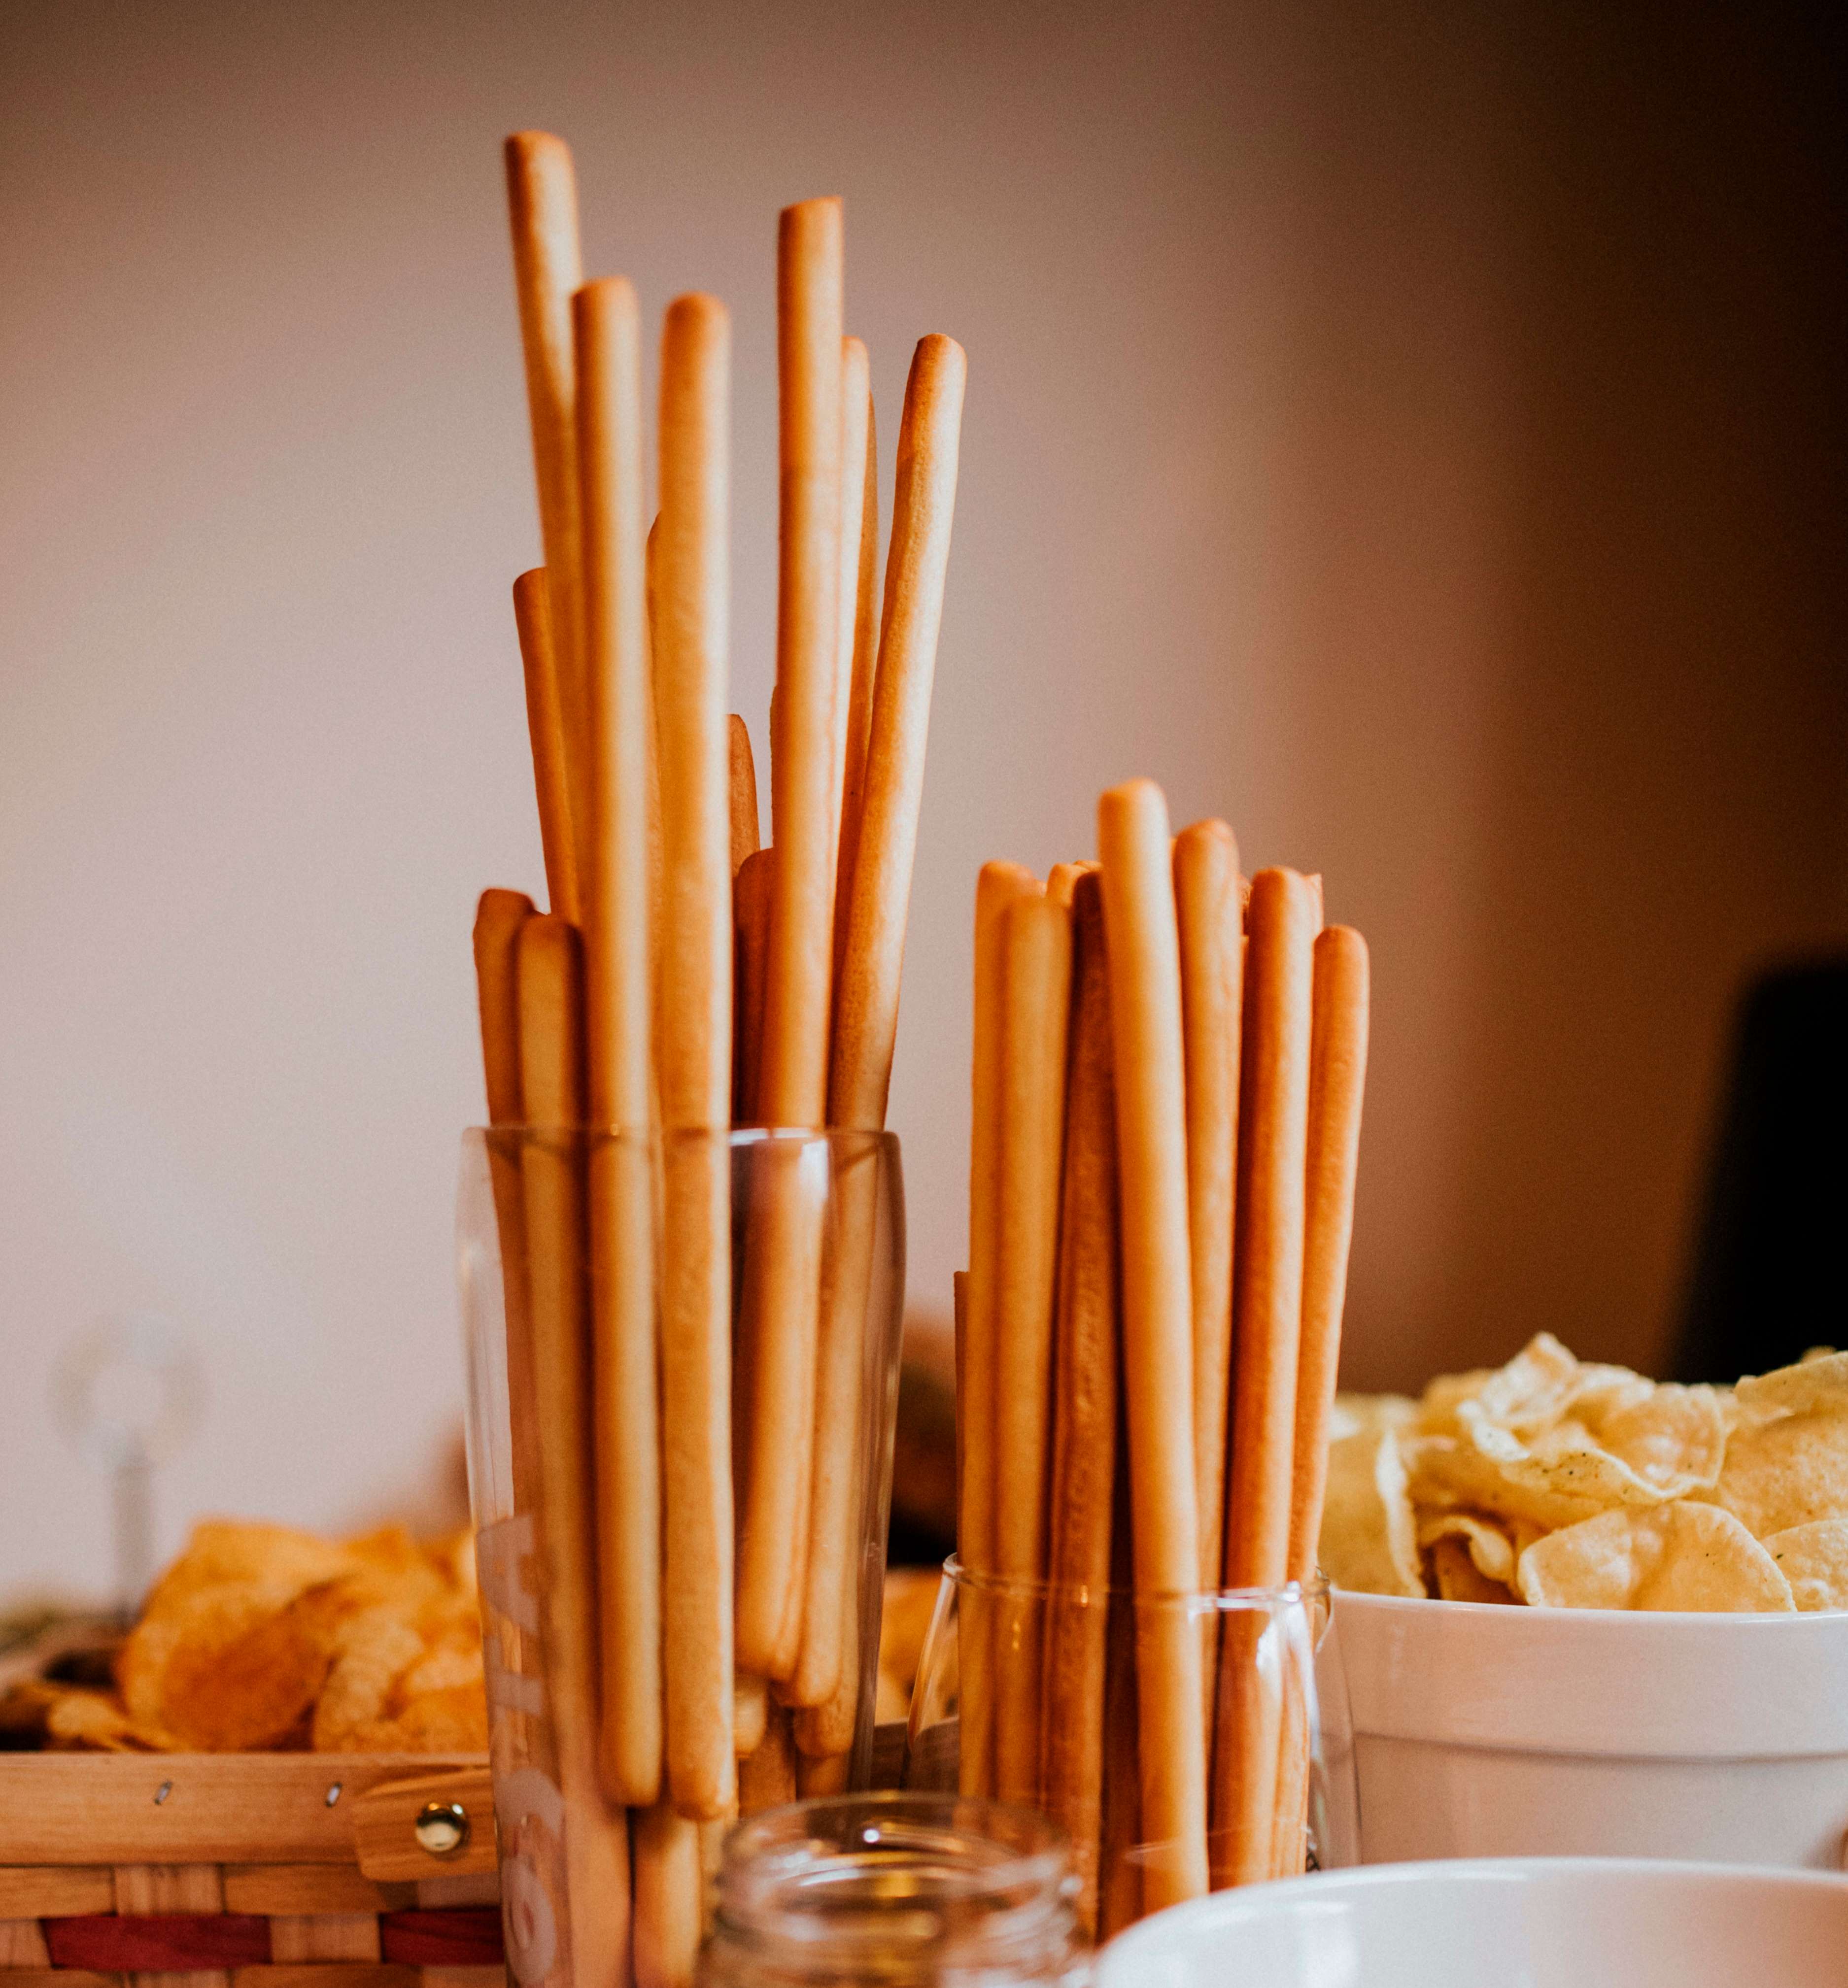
958 781 1369 1937
470 132 964 1988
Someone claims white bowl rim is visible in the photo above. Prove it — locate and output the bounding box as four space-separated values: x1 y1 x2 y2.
1334 1587 1848 1626
1333 1585 1848 1753
1102 1855 1848 1967
1336 1574 1848 1749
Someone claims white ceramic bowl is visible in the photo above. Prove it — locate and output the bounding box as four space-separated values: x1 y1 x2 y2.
1334 1590 1848 1868
1097 1859 1848 1988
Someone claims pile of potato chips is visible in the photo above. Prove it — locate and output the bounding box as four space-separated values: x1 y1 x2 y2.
3 1520 487 1752
1322 1334 1848 1611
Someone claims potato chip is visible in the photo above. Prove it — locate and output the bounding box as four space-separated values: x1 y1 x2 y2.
1428 1333 1654 1442
1760 1517 1848 1613
1559 1363 1657 1426
154 1579 356 1750
311 1606 427 1751
1319 1423 1425 1596
119 1582 283 1735
398 1638 484 1697
1409 1383 1724 1536
1736 1350 1848 1420
1417 1511 1517 1587
878 1567 943 1701
1585 1383 1727 1497
1332 1392 1418 1443
361 1683 488 1752
43 1685 180 1752
1515 1500 1795 1612
443 1526 479 1597
1405 1422 1633 1533
1416 1334 1580 1439
106 1515 490 1754
1339 1342 1848 1614
1712 1407 1848 1539
1413 1366 1498 1437
140 1520 353 1613
875 1665 910 1725
1426 1535 1516 1604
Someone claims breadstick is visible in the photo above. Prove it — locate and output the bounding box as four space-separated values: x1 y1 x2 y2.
1269 927 1369 1877
573 274 662 1806
737 1699 799 1815
732 847 774 1123
514 915 630 1987
831 367 880 1007
1040 870 1119 1938
511 572 581 923
1288 926 1369 1577
654 291 736 1818
783 339 872 1713
826 337 872 926
1173 821 1241 1594
1221 867 1317 1586
1096 1436 1140 1940
735 198 844 1675
952 1268 968 1538
793 334 965 1707
959 859 1039 1796
473 890 541 1518
792 1593 857 1754
729 852 774 1628
825 334 966 1136
1213 867 1318 1887
728 714 760 876
796 1750 850 1797
733 1673 768 1757
632 1803 702 1988
735 1137 827 1678
1047 860 1090 908
760 195 844 1122
764 1431 814 1683
1096 778 1206 1911
992 890 1072 1803
791 339 965 1722
504 134 589 879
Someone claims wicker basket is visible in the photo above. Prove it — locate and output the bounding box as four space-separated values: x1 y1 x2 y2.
0 1752 500 1988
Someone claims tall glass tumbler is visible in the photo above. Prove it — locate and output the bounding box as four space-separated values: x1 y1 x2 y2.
459 1127 905 1988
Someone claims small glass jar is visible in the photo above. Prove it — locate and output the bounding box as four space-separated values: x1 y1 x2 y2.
700 1793 1088 1987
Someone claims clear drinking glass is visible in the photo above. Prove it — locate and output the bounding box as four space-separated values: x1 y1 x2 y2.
700 1792 1087 1987
458 1127 905 1988
904 1563 1356 1940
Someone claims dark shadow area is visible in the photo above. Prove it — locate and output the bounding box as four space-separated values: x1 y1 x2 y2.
1673 960 1848 1382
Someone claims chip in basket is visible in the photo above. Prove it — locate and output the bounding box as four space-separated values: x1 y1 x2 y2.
2 1518 486 1752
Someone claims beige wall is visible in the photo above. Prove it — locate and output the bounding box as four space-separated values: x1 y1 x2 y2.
2 0 1842 1597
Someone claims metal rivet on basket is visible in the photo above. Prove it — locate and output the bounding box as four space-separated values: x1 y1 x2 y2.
325 1782 343 1807
153 1781 172 1805
415 1799 470 1859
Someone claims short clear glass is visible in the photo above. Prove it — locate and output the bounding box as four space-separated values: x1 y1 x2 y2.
904 1563 1356 1940
701 1792 1087 1987
459 1127 905 1988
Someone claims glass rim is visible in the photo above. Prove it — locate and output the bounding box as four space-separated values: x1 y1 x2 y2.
941 1554 1331 1609
462 1122 900 1151
714 1790 1074 1940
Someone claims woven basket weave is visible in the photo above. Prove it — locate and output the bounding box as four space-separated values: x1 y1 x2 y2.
0 1752 500 1988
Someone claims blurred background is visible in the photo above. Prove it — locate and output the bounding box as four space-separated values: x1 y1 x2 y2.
2 0 1843 1601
